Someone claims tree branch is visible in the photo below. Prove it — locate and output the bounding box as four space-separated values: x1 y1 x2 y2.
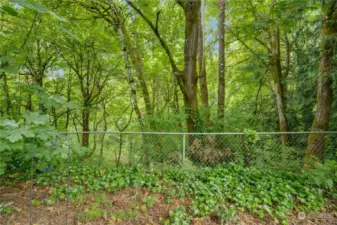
125 0 178 73
125 0 187 98
228 27 269 67
155 10 161 31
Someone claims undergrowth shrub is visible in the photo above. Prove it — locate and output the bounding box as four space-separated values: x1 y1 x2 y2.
0 111 69 175
31 163 336 224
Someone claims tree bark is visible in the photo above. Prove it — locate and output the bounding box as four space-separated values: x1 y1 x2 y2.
127 0 203 133
1 71 11 118
81 107 90 147
117 25 144 131
127 26 154 129
270 25 288 145
176 0 201 133
24 73 33 111
198 6 210 125
306 1 336 160
99 101 108 166
218 0 225 129
65 73 72 131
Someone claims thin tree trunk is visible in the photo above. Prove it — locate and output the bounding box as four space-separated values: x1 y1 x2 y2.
72 115 81 143
218 0 225 129
81 107 90 147
306 1 336 161
118 25 144 131
25 74 33 111
88 111 98 157
198 6 210 125
99 102 108 166
65 73 72 131
116 133 123 167
270 25 288 145
2 71 11 117
173 78 180 115
127 26 154 129
35 38 46 112
284 33 291 79
51 106 57 128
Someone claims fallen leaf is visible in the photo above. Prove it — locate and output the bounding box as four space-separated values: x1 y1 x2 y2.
8 173 20 178
22 181 30 189
14 207 22 212
298 212 306 220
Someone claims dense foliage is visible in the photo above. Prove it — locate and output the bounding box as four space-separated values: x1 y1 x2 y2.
0 0 336 224
1 0 336 141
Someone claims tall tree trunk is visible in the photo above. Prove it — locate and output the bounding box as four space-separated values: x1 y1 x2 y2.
270 25 288 145
127 0 200 133
218 0 225 129
198 6 210 126
2 71 11 118
283 33 291 107
173 78 180 115
73 115 81 143
88 111 99 157
51 106 57 128
126 26 154 129
35 38 46 112
177 0 201 133
117 25 144 131
306 1 336 160
81 107 90 147
65 73 72 131
25 74 33 111
99 101 108 166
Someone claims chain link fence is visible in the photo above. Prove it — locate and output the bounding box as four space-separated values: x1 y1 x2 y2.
5 131 336 224
60 131 337 169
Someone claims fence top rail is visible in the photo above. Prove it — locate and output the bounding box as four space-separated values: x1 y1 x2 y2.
61 131 337 135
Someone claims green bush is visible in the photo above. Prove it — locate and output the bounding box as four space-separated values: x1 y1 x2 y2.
0 111 68 175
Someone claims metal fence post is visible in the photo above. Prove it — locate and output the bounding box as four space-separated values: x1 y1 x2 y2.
182 133 186 165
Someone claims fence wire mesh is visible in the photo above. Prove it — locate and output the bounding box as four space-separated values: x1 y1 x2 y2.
43 131 337 168
20 131 337 224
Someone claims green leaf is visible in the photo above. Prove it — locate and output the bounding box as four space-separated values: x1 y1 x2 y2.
49 95 66 104
0 119 19 128
0 139 23 151
19 127 35 138
46 198 56 205
56 24 78 40
1 5 18 16
0 66 18 74
7 132 23 143
0 56 14 63
326 179 333 189
23 111 49 125
31 200 41 206
66 101 80 109
48 11 68 22
0 164 5 175
12 0 49 13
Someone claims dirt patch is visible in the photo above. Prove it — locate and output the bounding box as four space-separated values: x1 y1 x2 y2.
1 182 336 225
0 183 187 225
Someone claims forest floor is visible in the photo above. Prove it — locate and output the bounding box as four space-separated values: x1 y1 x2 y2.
1 181 336 225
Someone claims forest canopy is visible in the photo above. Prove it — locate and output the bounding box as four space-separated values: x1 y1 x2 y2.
0 0 336 159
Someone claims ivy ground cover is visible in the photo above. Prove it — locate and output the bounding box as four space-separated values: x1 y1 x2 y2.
1 164 336 225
